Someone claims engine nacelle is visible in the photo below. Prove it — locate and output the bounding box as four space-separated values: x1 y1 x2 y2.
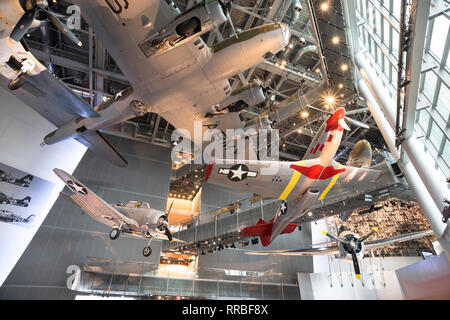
217 83 266 112
337 230 365 260
138 1 227 57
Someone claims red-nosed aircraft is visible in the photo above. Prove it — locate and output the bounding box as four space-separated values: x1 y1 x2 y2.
205 108 382 246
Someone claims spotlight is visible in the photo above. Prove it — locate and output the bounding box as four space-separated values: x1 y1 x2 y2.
320 2 329 11
340 64 348 72
325 96 335 105
331 36 339 44
300 110 309 118
338 83 344 89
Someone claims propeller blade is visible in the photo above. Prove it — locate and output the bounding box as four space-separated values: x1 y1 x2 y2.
167 201 174 216
164 226 173 242
10 9 37 42
345 116 370 129
46 10 82 46
351 251 361 280
322 231 350 245
358 227 378 242
338 118 350 131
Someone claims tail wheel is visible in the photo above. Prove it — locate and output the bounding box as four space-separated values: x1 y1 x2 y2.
443 217 448 223
143 246 152 257
109 228 120 240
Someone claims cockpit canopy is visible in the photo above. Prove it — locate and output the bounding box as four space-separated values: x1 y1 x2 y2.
125 201 150 209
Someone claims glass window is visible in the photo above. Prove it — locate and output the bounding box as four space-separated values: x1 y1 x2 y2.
384 53 389 75
443 140 450 165
368 3 374 29
392 30 399 55
418 109 430 132
423 71 438 101
436 83 450 121
430 15 449 61
375 9 381 36
393 0 401 19
429 121 444 149
383 18 390 44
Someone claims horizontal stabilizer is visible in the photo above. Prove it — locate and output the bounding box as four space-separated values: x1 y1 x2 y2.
75 131 128 167
281 223 297 234
241 218 297 247
241 218 272 237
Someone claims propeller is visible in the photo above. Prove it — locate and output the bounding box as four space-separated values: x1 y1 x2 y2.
323 227 378 280
11 0 82 46
163 201 174 242
219 0 238 39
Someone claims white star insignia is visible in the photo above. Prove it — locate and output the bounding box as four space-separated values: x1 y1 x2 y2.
230 165 246 180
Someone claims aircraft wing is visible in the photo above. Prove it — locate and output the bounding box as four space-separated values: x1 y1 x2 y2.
244 245 340 256
364 230 434 250
245 230 435 256
53 168 138 229
146 230 185 243
205 159 323 200
309 162 382 201
0 40 99 126
205 158 382 202
75 131 128 168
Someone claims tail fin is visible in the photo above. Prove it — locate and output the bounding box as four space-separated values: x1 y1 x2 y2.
241 218 297 247
75 131 128 167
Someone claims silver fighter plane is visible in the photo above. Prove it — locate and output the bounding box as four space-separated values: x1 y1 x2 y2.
206 108 383 246
0 0 291 166
54 168 183 257
245 225 434 280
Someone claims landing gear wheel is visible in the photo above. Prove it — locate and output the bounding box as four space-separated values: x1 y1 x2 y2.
8 73 27 90
298 225 302 231
443 216 448 223
143 246 152 257
109 228 120 240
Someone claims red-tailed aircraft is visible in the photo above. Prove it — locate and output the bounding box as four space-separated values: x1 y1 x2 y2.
206 108 382 246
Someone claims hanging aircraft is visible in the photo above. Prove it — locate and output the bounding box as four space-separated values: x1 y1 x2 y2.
54 168 183 257
244 225 434 280
205 108 383 246
0 192 31 207
0 0 291 166
0 169 33 188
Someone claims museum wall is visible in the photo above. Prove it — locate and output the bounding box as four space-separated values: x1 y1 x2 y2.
0 86 87 287
396 253 450 299
297 271 405 300
0 135 173 299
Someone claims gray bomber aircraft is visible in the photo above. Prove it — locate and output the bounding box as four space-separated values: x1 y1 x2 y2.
205 108 383 247
245 225 434 280
54 168 183 257
0 0 291 166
